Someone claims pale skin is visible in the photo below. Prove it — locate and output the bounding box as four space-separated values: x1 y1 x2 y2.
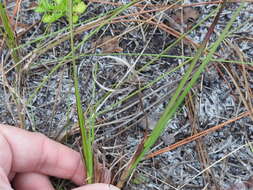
0 124 120 190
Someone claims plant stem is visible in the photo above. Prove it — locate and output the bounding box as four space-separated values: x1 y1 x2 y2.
68 0 93 184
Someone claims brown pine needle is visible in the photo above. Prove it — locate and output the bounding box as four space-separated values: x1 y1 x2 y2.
146 111 250 159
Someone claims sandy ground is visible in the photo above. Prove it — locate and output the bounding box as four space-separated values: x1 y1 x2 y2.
1 0 253 189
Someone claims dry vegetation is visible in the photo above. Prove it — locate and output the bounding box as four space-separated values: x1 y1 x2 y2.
1 0 253 189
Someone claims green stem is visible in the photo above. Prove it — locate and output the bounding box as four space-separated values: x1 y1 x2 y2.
68 0 93 184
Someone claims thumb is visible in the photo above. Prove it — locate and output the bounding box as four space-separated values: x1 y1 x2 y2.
72 183 120 190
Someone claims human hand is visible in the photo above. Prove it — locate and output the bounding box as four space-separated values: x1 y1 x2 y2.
0 124 119 190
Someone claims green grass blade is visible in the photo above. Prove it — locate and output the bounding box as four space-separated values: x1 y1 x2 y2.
68 0 93 183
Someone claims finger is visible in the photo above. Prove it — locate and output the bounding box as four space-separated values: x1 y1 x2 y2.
0 168 13 190
72 183 120 190
8 171 16 181
12 172 54 190
0 125 85 185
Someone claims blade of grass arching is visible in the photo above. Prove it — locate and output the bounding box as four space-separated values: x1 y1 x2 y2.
0 2 20 63
68 0 93 183
95 58 192 114
117 1 245 188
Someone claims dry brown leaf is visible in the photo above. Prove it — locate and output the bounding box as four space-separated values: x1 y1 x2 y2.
94 158 111 184
93 36 123 53
93 142 112 184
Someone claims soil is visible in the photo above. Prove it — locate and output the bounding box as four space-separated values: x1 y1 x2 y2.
1 0 253 189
